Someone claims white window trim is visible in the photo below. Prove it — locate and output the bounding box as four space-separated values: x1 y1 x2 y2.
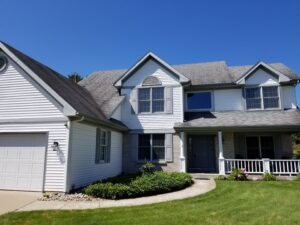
138 134 166 163
245 135 275 159
138 86 165 114
244 85 281 111
185 91 214 112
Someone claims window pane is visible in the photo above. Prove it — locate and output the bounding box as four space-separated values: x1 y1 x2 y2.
139 134 151 147
153 147 165 160
138 147 151 160
187 92 212 110
246 88 260 98
264 97 279 109
152 87 164 100
263 86 278 97
138 88 150 100
139 101 150 112
246 98 261 109
260 136 274 158
101 131 107 145
152 100 164 112
100 146 106 161
246 137 260 159
152 134 165 146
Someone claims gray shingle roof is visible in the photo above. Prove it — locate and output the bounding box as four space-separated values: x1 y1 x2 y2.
173 61 232 85
1 41 127 130
79 69 126 118
175 110 300 130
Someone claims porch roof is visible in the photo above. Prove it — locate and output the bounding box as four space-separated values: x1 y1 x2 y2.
174 109 300 131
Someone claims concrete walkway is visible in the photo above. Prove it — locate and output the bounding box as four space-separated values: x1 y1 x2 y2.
0 191 41 215
18 178 215 211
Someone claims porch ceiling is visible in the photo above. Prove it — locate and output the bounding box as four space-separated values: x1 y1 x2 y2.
174 109 300 132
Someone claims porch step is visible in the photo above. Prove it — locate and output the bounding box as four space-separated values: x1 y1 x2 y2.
190 173 220 180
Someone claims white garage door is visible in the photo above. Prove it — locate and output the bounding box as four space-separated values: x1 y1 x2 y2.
0 133 47 191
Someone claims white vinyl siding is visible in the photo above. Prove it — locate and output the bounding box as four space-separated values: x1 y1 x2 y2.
120 59 183 130
122 86 183 129
123 59 180 86
0 54 64 119
69 122 122 189
214 89 243 111
281 86 297 109
245 69 279 86
0 122 68 192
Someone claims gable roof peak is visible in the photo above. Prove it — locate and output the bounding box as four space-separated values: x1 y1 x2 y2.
113 51 190 87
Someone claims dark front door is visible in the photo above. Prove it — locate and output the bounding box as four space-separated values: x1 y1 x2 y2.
187 135 216 173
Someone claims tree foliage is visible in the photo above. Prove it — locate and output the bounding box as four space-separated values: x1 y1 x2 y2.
67 72 83 83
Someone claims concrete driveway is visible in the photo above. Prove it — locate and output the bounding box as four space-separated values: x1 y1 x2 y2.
0 191 41 215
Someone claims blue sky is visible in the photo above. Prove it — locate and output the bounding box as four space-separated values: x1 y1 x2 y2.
1 0 299 105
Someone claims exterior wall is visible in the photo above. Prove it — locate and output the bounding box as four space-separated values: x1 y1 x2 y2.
281 86 297 109
245 69 279 86
111 105 122 120
122 132 181 173
120 59 183 130
121 86 183 129
0 52 64 119
0 121 69 192
0 52 69 192
123 59 180 86
68 122 123 190
214 89 243 111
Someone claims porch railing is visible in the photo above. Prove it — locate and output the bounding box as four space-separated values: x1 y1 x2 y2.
224 158 300 176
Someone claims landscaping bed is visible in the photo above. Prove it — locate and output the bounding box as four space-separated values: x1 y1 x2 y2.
84 171 193 200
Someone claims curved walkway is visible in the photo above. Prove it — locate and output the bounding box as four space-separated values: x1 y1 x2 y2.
18 178 216 212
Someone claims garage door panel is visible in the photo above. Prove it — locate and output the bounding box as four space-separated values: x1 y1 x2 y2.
0 133 47 191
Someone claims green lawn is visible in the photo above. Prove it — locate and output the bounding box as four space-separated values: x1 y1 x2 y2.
1 181 300 225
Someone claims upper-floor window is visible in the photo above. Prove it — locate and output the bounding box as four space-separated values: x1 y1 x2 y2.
186 92 212 111
245 86 279 110
138 87 164 113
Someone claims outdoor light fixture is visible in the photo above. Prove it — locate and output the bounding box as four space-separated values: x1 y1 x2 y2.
52 141 59 151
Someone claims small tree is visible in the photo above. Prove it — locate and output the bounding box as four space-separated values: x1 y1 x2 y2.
68 72 83 83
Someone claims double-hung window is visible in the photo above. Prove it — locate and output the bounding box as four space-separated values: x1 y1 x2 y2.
138 87 164 113
245 86 279 110
138 134 165 161
95 129 110 164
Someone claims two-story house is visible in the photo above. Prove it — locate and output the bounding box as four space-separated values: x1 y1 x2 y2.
0 41 299 192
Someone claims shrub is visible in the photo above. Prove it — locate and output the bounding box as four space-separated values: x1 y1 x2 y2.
262 172 277 181
215 175 227 180
295 173 300 181
84 171 193 199
139 163 156 174
228 168 248 181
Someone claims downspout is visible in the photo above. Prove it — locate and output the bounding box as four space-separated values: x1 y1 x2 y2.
64 115 85 193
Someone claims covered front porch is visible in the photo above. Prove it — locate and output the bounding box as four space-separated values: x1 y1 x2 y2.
178 130 300 176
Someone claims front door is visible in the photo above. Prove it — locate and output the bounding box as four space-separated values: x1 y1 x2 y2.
187 135 216 173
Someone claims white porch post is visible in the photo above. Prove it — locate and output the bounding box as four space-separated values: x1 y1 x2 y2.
262 158 270 173
179 132 186 172
218 131 225 175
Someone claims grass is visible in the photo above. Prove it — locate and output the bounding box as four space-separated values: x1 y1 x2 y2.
1 181 300 225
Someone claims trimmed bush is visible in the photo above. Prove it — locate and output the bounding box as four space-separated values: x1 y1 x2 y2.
228 168 248 181
262 172 277 181
84 171 193 199
139 162 156 174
